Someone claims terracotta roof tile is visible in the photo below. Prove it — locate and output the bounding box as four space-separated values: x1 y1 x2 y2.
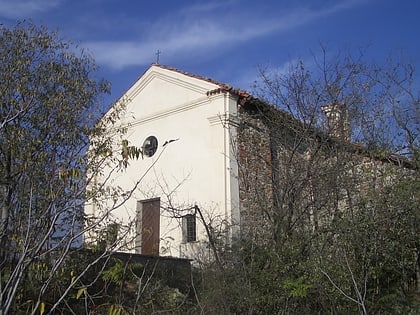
152 63 252 101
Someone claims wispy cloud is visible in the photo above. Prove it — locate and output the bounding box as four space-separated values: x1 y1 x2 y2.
0 0 62 19
84 0 365 70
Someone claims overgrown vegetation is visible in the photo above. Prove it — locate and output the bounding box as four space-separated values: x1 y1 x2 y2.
194 49 419 314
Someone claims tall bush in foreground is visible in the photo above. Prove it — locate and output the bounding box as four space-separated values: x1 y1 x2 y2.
0 22 141 314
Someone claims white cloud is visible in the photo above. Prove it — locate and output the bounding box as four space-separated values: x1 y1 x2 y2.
84 0 365 70
180 0 235 15
0 0 62 19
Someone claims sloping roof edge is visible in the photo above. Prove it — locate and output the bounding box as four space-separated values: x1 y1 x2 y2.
144 64 416 170
152 63 253 102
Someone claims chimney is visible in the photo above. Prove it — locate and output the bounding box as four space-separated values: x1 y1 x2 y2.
321 103 350 141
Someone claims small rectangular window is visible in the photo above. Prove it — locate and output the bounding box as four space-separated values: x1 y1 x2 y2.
182 214 196 243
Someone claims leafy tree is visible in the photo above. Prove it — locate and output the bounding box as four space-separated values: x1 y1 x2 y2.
0 22 140 314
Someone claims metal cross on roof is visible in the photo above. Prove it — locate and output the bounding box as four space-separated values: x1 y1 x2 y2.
155 50 162 64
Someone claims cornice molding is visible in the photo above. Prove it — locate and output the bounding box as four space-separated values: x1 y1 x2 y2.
127 69 215 100
127 96 211 128
208 113 240 127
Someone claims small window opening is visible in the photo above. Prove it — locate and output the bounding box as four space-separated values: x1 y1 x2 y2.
143 136 158 157
182 214 196 243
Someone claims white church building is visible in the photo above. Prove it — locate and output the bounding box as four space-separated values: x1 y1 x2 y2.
87 64 248 260
85 64 405 263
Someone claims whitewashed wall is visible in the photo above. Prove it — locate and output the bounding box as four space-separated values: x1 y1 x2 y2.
86 65 240 260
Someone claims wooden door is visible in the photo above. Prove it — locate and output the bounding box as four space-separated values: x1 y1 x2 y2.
138 198 160 255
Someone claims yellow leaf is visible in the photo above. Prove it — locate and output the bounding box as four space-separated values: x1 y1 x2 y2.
76 287 87 299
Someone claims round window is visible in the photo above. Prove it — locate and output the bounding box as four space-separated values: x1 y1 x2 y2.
142 136 158 157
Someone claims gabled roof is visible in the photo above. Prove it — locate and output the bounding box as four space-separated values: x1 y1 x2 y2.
151 63 253 103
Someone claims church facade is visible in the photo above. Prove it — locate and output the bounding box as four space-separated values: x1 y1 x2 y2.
86 64 245 260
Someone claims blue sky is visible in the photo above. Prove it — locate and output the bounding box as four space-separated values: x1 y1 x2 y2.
1 0 419 107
